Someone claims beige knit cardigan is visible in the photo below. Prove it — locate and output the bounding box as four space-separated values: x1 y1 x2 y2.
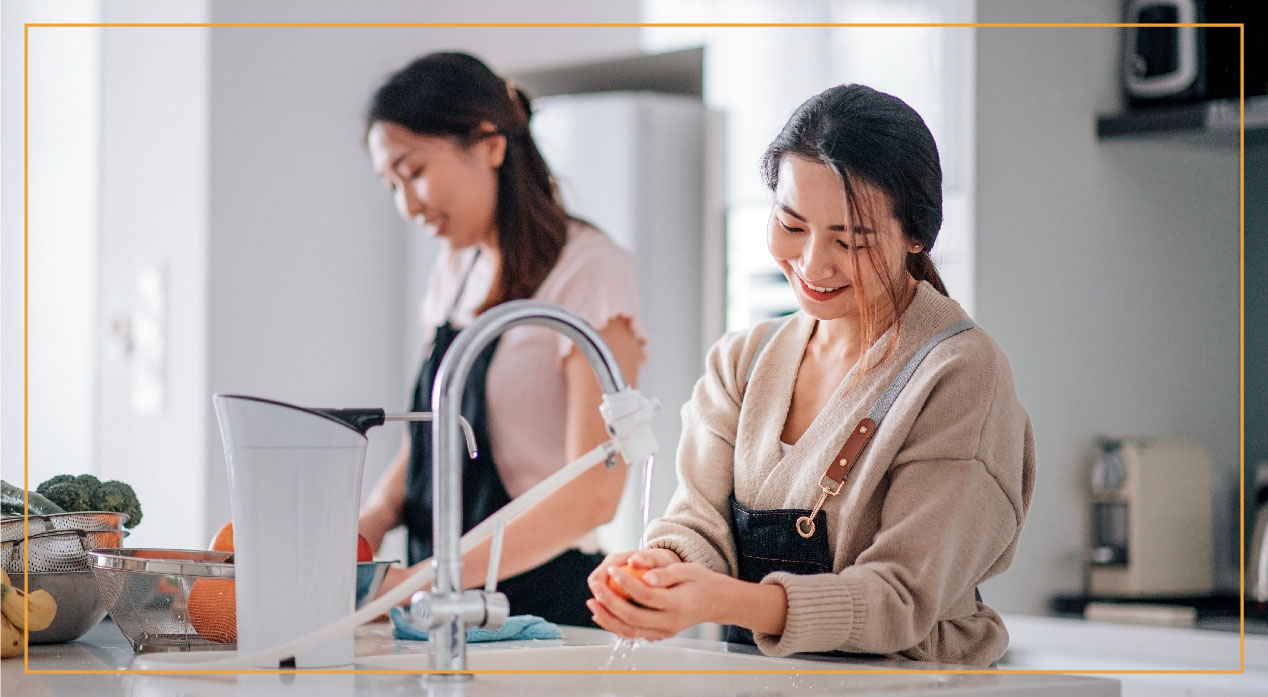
643 282 1036 666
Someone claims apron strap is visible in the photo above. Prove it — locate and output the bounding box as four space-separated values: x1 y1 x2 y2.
796 319 978 539
865 319 977 424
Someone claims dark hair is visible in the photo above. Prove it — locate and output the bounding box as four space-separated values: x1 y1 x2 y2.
366 52 568 313
761 84 948 373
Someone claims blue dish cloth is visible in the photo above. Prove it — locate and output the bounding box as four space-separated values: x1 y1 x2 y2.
390 606 562 642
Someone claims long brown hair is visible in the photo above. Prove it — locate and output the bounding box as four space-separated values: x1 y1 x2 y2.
761 84 948 377
366 52 569 313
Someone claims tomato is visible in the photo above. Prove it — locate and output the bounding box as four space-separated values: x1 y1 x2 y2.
357 534 373 563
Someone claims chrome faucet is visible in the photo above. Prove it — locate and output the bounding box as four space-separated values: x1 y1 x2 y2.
411 300 647 680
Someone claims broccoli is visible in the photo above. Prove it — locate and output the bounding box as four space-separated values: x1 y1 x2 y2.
94 480 142 529
36 475 99 513
33 474 78 494
34 474 142 528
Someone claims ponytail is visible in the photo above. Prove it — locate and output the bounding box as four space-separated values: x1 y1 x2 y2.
906 250 948 296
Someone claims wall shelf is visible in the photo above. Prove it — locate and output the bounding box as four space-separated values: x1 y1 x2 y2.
1096 95 1268 147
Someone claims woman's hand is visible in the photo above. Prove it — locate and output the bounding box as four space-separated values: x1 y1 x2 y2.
588 548 679 587
586 556 735 641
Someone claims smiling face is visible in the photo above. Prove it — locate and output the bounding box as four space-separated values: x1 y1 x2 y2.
767 156 916 324
366 120 505 249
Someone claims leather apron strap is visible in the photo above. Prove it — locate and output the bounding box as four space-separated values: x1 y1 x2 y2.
794 319 977 538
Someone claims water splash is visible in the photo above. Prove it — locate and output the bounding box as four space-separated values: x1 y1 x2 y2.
603 455 657 669
602 636 646 670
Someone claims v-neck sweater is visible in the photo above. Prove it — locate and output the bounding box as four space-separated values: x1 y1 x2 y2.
643 282 1036 666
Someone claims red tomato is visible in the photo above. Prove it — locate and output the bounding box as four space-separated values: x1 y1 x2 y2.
357 534 373 562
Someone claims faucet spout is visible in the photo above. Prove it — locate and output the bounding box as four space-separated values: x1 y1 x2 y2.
426 300 647 678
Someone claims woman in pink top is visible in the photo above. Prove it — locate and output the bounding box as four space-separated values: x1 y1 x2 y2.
358 52 647 627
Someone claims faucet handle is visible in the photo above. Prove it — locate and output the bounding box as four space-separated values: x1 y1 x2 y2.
478 590 510 630
409 589 509 631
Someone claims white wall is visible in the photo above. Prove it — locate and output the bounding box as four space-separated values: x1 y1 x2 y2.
974 1 1241 612
193 3 643 546
0 8 21 495
0 4 103 504
94 2 212 548
4 0 642 550
24 2 101 490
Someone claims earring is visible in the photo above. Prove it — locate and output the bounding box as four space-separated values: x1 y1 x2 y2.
909 244 923 254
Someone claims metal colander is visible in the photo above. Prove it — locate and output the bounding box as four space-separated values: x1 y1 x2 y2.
1 528 129 573
89 548 237 652
1 512 130 542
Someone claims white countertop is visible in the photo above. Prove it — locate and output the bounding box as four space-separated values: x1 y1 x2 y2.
2 618 1119 697
999 613 1268 697
1001 612 1268 670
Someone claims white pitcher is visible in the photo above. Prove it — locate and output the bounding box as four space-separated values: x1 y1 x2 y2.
213 394 365 668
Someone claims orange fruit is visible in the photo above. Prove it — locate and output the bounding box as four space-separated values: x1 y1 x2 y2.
606 563 652 601
189 521 237 643
209 521 234 552
187 578 236 643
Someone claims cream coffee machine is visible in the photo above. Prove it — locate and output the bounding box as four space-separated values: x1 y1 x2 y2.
1087 439 1214 596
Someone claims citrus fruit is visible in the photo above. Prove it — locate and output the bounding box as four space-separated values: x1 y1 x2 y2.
209 521 234 552
187 578 236 644
606 563 652 601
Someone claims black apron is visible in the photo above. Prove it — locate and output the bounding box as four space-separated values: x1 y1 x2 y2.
402 251 603 628
726 495 834 646
725 318 982 648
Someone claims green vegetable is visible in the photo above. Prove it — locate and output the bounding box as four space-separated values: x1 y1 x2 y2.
0 480 66 516
33 474 79 492
93 480 142 528
36 475 99 513
32 474 142 529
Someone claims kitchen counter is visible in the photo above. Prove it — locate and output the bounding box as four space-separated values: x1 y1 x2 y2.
1000 613 1268 697
2 618 1119 697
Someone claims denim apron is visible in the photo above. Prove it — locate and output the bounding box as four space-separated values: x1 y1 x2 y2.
402 251 603 627
725 317 980 646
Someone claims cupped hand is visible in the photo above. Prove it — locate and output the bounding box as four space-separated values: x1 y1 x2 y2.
585 548 679 598
586 559 730 641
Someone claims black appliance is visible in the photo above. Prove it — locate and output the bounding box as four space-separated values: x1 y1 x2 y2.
1122 0 1268 105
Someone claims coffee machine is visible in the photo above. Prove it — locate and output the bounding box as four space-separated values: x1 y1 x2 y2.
1087 439 1214 597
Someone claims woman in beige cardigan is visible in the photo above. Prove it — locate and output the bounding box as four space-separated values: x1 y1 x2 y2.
585 84 1035 667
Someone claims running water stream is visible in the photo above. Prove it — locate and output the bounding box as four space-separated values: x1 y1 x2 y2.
639 454 656 549
603 454 656 669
